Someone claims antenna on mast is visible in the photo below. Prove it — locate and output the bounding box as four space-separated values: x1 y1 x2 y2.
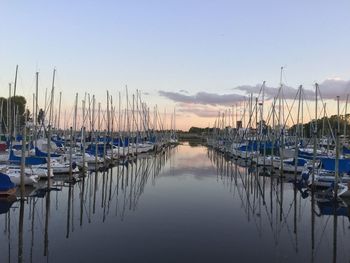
280 66 284 86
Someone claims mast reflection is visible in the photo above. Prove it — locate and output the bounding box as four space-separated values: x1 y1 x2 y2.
208 148 349 262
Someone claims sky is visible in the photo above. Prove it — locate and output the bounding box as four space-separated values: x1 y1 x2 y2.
1 0 350 130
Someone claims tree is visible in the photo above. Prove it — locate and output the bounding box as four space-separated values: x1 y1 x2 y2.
0 96 27 134
288 114 350 138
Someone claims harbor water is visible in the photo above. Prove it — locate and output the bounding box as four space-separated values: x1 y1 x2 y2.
0 143 349 262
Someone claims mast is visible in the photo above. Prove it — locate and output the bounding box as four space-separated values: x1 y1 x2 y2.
279 67 283 129
271 97 276 172
335 96 340 195
174 107 176 139
44 88 47 115
294 85 302 178
13 65 18 98
118 91 121 157
92 95 97 168
82 99 86 174
98 102 101 132
12 65 18 139
0 99 3 134
261 81 266 135
32 93 35 131
344 94 349 139
322 103 326 140
107 90 110 135
312 83 318 186
301 91 304 142
92 95 95 132
20 111 27 198
35 72 39 148
132 93 137 154
8 83 11 138
73 93 78 146
279 67 284 176
249 93 253 130
47 68 56 188
58 91 62 130
49 69 56 125
111 95 114 137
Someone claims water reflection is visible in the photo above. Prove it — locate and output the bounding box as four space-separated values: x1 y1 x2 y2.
1 145 350 262
208 147 350 263
0 147 174 263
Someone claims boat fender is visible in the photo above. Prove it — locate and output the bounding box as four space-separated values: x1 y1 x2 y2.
72 162 77 169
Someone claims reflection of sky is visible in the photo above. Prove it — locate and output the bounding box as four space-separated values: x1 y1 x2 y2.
160 144 216 179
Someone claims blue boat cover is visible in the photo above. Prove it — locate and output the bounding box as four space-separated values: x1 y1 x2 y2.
112 137 129 147
35 147 61 158
320 157 350 173
0 172 15 191
9 150 47 165
298 150 314 159
284 158 308 166
343 146 350 155
85 143 108 157
52 139 64 147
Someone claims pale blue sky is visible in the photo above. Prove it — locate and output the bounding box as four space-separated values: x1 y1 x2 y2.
0 0 349 128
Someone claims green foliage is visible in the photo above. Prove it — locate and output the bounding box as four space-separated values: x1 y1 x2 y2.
188 126 215 134
0 96 27 133
289 114 350 138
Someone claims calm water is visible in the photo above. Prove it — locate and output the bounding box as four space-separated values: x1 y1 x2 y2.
1 143 350 263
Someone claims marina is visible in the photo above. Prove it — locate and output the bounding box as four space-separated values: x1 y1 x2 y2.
0 67 350 263
1 144 350 262
2 1 350 262
0 69 350 262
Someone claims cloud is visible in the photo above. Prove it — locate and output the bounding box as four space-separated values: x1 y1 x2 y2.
159 78 350 110
318 79 350 100
236 79 350 101
158 90 246 106
177 104 220 118
235 84 314 100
